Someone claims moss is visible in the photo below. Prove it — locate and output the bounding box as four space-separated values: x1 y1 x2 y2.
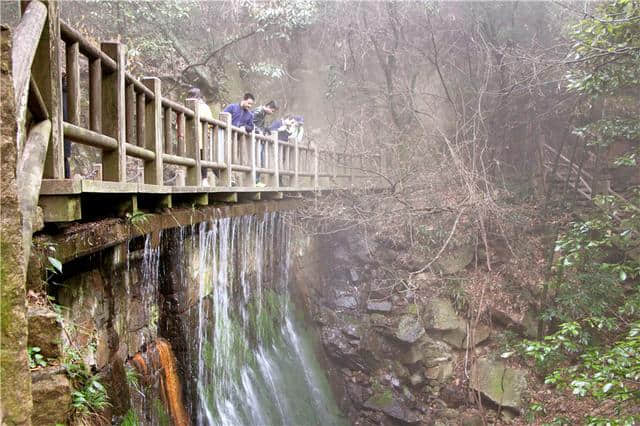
406 303 419 316
152 398 171 426
369 389 393 407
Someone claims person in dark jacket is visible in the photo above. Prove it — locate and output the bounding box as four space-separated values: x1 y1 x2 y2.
252 100 278 134
223 93 255 133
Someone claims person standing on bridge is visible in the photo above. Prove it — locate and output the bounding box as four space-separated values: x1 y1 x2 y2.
223 93 255 133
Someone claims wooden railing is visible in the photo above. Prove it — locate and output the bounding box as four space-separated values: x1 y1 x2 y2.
50 6 380 190
12 1 385 223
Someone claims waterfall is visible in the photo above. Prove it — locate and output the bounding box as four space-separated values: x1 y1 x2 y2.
190 212 345 426
124 212 344 425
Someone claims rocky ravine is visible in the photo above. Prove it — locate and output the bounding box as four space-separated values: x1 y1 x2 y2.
294 229 529 426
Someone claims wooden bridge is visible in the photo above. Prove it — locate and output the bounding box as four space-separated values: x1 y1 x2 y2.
10 1 382 225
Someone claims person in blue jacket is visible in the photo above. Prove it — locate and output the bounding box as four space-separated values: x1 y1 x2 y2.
223 93 255 133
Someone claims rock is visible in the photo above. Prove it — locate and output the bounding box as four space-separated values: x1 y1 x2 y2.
321 326 365 370
335 295 358 310
489 307 537 338
395 315 425 343
31 366 72 425
421 336 454 368
440 384 467 408
409 373 424 386
470 358 527 410
364 392 421 424
425 361 454 382
435 245 474 274
424 298 466 332
460 410 484 426
28 306 62 358
315 306 338 326
400 343 424 365
342 321 364 340
367 300 392 313
347 382 367 407
441 324 491 349
424 298 491 349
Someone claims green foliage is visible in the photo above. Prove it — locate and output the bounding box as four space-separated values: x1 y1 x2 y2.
249 0 318 38
126 210 150 227
568 0 640 170
525 190 640 423
28 346 47 369
121 409 140 426
63 348 111 420
567 0 640 97
524 402 545 423
523 322 640 424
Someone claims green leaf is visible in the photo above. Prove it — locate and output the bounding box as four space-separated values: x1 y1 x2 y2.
619 270 627 281
48 257 62 274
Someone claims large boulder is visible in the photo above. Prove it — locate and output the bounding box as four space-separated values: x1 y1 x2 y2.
395 315 425 344
364 392 421 424
435 245 474 274
423 298 490 349
31 365 72 425
470 358 527 410
28 306 62 358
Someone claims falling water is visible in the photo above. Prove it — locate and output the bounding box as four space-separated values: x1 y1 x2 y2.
190 212 345 426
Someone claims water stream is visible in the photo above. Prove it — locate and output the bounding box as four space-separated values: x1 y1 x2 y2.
132 212 345 425
190 212 345 426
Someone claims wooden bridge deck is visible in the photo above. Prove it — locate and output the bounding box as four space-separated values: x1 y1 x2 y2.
37 178 344 222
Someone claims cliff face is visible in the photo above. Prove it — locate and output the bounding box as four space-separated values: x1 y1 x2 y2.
0 24 34 426
291 226 530 425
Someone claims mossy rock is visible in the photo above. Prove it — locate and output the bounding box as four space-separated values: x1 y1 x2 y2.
470 358 527 409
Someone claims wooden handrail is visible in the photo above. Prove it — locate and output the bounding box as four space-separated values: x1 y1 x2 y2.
24 13 380 196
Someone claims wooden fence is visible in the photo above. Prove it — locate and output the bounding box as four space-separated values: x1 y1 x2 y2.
12 1 383 222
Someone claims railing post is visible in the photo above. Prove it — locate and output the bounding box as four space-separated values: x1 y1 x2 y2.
34 0 63 179
250 131 257 186
185 99 202 186
220 112 233 187
313 145 319 189
163 106 172 155
100 41 126 182
177 112 185 157
89 58 102 133
142 77 163 185
125 83 135 143
293 135 299 187
136 91 145 147
272 131 279 188
66 41 80 125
